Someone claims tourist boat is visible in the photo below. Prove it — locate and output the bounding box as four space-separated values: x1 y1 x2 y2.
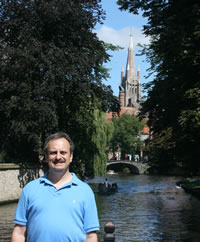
98 182 118 195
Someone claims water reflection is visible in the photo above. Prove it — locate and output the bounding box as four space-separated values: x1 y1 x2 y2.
0 203 16 241
1 175 200 241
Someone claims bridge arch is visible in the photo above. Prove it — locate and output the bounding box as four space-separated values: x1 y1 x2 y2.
107 160 149 174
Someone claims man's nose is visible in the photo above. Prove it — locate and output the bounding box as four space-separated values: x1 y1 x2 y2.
55 152 61 159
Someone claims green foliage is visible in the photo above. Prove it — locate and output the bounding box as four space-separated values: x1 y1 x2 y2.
122 167 130 174
118 0 200 174
104 43 124 52
145 127 176 171
110 114 145 158
92 110 109 177
0 151 6 163
179 88 200 131
74 102 114 178
178 179 200 197
0 0 120 177
181 179 200 190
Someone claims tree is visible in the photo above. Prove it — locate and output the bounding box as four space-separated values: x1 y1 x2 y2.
118 0 200 174
110 114 145 159
0 0 120 177
91 109 111 177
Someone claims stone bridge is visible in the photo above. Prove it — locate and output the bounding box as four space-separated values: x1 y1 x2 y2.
107 160 149 174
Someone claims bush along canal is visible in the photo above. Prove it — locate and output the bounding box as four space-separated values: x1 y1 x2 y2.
177 178 200 198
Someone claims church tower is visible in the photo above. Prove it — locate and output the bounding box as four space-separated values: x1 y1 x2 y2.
119 35 142 109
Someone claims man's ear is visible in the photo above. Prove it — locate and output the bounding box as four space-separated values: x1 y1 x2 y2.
43 154 48 163
70 153 73 163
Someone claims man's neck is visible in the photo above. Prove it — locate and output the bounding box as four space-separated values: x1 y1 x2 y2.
47 170 72 189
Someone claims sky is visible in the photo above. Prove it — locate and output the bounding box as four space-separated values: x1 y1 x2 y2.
94 0 151 97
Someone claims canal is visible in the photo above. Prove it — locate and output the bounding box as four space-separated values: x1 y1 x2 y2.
1 174 200 241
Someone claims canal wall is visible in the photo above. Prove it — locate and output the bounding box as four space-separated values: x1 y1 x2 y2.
0 164 44 204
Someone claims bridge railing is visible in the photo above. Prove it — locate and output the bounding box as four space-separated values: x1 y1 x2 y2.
107 159 144 163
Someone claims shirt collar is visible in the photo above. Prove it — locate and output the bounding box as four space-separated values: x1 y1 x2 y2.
39 172 79 187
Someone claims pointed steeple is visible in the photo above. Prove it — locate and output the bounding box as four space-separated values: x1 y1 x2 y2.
121 64 124 72
119 34 142 108
129 34 134 50
137 65 141 80
126 35 136 77
121 64 124 81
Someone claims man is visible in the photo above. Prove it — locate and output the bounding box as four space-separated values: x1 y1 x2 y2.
11 132 99 242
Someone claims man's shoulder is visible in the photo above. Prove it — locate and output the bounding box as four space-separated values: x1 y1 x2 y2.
72 173 92 191
23 176 42 190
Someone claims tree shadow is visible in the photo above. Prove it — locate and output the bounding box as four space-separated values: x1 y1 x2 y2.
18 162 47 188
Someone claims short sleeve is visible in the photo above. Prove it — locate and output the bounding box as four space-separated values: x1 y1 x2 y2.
83 186 100 233
14 188 28 226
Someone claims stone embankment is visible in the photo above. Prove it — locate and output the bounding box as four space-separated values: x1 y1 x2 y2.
0 164 43 204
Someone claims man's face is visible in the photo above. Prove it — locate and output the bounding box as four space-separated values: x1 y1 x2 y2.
46 138 73 173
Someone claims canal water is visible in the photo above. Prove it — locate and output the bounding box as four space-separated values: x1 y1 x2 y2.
1 174 200 241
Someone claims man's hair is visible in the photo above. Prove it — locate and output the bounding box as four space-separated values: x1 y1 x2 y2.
43 132 75 156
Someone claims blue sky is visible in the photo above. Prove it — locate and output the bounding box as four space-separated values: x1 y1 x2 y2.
94 0 151 97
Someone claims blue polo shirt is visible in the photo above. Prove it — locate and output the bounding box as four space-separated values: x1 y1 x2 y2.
14 173 99 242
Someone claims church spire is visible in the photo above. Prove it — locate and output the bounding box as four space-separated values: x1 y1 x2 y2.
126 35 136 77
137 65 140 80
119 34 141 108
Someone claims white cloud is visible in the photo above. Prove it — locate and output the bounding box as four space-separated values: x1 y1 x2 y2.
95 25 149 49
